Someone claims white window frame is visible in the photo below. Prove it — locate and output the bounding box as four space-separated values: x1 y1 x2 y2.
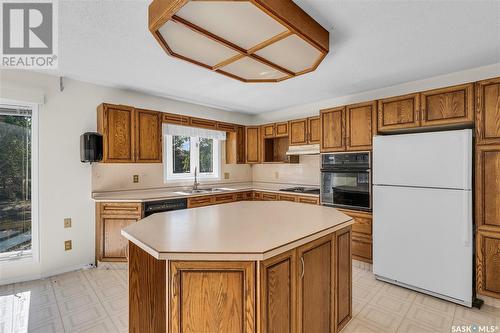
164 134 221 182
0 99 39 264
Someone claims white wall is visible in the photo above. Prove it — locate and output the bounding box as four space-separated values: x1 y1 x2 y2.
0 69 252 283
252 155 320 186
252 63 500 123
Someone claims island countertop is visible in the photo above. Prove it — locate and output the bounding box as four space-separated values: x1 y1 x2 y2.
121 201 353 261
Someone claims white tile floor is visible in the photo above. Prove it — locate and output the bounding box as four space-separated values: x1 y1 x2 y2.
0 263 499 333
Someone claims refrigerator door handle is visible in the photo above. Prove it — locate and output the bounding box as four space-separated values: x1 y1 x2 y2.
462 193 470 247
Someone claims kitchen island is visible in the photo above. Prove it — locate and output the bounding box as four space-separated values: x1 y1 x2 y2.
122 201 354 333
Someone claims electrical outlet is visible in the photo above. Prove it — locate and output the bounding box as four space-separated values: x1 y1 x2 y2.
274 171 279 179
64 218 71 228
64 240 72 251
133 175 139 183
224 172 230 180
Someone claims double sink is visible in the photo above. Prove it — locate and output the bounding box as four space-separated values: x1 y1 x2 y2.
173 187 236 196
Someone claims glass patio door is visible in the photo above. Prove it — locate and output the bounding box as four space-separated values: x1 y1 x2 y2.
0 106 33 259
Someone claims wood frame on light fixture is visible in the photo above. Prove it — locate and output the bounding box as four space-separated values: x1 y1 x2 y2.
148 0 330 82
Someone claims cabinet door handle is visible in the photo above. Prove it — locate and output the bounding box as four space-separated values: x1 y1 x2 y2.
300 257 305 279
171 272 177 298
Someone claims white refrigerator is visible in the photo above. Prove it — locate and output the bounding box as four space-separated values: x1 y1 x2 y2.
372 129 473 307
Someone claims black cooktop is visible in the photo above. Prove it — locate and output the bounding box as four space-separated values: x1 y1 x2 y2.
279 187 320 195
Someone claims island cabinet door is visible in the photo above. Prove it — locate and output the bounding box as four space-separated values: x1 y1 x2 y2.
296 235 335 333
170 261 256 333
334 227 353 332
260 250 297 333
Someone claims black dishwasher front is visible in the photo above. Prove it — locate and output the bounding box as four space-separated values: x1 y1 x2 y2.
143 198 187 217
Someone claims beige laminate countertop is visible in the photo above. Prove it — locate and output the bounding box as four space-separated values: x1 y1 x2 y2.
121 201 353 261
92 182 320 202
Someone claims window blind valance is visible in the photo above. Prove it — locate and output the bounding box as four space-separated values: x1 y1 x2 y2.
163 124 226 140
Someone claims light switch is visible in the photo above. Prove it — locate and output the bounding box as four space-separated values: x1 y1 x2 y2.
64 240 72 251
64 218 71 228
224 172 230 179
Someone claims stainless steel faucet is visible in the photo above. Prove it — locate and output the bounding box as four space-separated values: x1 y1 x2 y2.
193 166 200 190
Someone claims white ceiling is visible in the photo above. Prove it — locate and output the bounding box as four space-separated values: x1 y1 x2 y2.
57 0 500 114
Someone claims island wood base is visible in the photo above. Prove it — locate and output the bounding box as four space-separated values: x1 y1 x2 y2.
128 226 352 333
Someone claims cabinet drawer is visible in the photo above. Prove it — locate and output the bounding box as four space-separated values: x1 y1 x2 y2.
235 191 253 201
278 194 297 202
297 196 319 205
253 191 262 200
100 202 142 217
214 193 235 204
262 192 278 201
351 216 372 236
188 196 214 208
352 234 372 263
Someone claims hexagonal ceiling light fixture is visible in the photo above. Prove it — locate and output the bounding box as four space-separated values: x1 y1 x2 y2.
148 0 330 83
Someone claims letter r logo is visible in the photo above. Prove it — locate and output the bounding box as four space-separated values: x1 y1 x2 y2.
2 3 53 54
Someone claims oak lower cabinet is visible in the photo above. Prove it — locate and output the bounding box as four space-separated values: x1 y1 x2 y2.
96 202 142 262
476 230 500 299
261 228 352 333
128 226 352 333
338 209 372 263
170 261 256 333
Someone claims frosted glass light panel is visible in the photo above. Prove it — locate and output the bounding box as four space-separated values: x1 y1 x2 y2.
176 2 287 50
149 0 330 82
255 34 323 74
159 21 239 67
219 57 288 81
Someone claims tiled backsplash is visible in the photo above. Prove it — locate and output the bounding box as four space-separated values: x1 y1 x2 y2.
251 155 320 186
92 154 320 192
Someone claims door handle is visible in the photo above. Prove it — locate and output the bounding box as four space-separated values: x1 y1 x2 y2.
300 257 305 279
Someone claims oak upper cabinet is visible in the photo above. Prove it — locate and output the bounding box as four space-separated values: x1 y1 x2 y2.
262 123 275 138
98 104 135 162
170 261 256 333
477 230 500 298
320 107 345 152
226 125 246 164
475 145 500 231
135 109 162 162
260 250 297 333
308 116 320 144
345 101 376 151
297 235 334 333
377 93 420 132
289 116 320 146
420 83 474 127
98 104 161 163
246 126 261 164
289 119 308 145
476 77 500 145
276 122 289 137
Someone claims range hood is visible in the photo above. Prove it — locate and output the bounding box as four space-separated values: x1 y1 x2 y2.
286 144 320 155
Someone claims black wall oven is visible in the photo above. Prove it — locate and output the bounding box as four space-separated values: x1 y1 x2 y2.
321 152 371 211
